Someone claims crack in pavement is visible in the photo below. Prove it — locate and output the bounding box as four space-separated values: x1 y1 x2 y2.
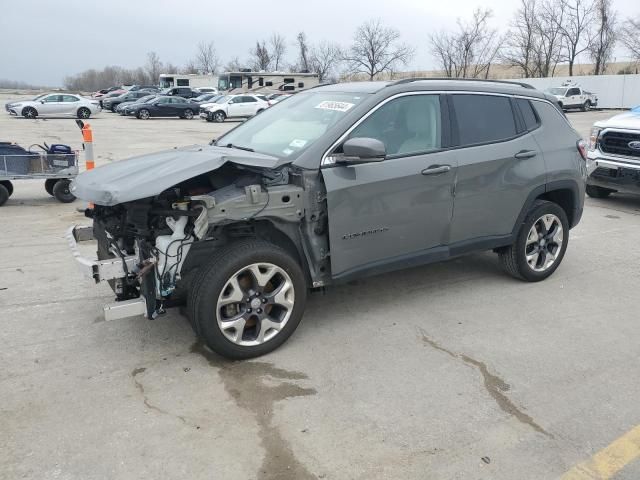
191 341 317 480
130 367 199 429
418 327 552 438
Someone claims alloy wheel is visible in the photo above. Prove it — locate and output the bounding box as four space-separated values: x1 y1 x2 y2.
216 263 295 346
525 214 564 272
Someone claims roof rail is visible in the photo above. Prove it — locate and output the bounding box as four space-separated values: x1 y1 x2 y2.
388 77 536 90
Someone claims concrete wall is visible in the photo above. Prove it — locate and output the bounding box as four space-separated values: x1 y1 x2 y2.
504 74 640 109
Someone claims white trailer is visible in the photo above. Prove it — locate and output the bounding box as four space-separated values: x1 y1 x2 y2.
159 74 219 90
217 71 320 93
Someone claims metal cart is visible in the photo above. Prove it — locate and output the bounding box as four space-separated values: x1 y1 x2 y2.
0 144 79 206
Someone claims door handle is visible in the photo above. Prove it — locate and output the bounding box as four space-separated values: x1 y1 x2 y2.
514 150 537 159
421 164 451 175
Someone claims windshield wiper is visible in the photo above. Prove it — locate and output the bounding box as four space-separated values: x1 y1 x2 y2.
224 143 254 152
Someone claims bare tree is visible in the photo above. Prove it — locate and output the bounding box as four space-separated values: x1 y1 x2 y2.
501 0 539 77
310 41 342 81
296 32 311 71
589 0 617 74
145 51 163 84
429 8 502 79
181 60 199 74
164 62 180 74
194 41 219 74
343 19 414 80
225 56 244 71
556 0 596 76
250 41 271 71
532 0 566 77
620 18 640 61
270 33 287 71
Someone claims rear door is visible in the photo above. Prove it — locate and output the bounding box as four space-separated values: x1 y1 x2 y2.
242 95 259 115
448 94 546 243
61 95 81 115
322 93 457 279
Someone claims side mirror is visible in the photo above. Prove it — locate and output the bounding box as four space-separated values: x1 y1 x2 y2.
339 137 386 164
40 100 45 104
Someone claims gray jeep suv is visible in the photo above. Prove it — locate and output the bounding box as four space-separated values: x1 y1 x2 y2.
68 79 587 359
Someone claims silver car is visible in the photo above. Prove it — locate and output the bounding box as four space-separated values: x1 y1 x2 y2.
5 93 101 119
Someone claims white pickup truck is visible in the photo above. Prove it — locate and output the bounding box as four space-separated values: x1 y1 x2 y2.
546 86 598 111
586 106 640 198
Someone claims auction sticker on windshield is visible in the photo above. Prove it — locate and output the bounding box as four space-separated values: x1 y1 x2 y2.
315 101 355 112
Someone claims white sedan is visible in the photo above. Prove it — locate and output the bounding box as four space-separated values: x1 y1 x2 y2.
5 93 101 119
199 94 270 123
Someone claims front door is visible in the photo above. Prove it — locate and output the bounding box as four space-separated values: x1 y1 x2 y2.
321 93 457 280
38 94 64 115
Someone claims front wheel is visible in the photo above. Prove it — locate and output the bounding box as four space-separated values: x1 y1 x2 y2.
52 179 76 203
44 179 58 196
22 107 37 119
188 240 307 359
0 184 9 206
498 200 569 282
137 109 150 120
212 111 226 123
586 185 613 198
0 180 13 197
581 101 591 112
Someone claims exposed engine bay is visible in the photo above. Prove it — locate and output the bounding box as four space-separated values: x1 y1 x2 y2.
83 161 330 319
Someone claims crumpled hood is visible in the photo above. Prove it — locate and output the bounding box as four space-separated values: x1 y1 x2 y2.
71 145 287 206
594 109 640 130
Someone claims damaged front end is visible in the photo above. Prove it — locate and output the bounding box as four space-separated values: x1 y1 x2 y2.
67 149 323 321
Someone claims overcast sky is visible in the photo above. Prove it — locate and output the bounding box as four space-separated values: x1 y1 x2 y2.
1 0 638 86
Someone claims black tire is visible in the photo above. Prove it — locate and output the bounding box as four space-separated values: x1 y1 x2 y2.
52 179 76 203
138 109 150 120
183 109 194 119
22 106 37 119
78 107 91 118
256 109 265 115
581 101 591 112
44 179 58 196
0 184 9 206
0 180 13 197
188 239 307 359
498 200 569 282
586 185 613 198
212 110 226 123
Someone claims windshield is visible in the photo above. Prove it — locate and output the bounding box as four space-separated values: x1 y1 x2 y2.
217 92 366 159
137 95 156 103
32 93 47 101
547 88 568 96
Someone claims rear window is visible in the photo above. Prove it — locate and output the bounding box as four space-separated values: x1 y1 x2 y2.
452 94 517 146
516 98 540 131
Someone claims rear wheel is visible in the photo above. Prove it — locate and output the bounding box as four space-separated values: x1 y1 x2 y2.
0 184 9 206
22 107 37 119
44 179 58 196
52 179 76 203
499 200 569 282
189 240 307 359
77 107 91 118
0 180 13 197
586 185 613 198
183 109 194 119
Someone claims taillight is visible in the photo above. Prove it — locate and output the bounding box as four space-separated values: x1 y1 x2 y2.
577 139 587 160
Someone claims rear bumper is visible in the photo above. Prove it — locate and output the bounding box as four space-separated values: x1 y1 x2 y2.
66 225 147 320
586 151 640 194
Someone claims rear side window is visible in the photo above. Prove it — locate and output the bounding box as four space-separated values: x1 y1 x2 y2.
452 94 516 146
516 98 540 131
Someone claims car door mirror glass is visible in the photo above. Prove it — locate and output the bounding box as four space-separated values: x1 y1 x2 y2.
339 137 386 164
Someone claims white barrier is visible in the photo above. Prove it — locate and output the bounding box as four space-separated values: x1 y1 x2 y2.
504 74 640 109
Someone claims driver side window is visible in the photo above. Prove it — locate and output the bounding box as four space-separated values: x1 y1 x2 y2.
348 94 441 157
